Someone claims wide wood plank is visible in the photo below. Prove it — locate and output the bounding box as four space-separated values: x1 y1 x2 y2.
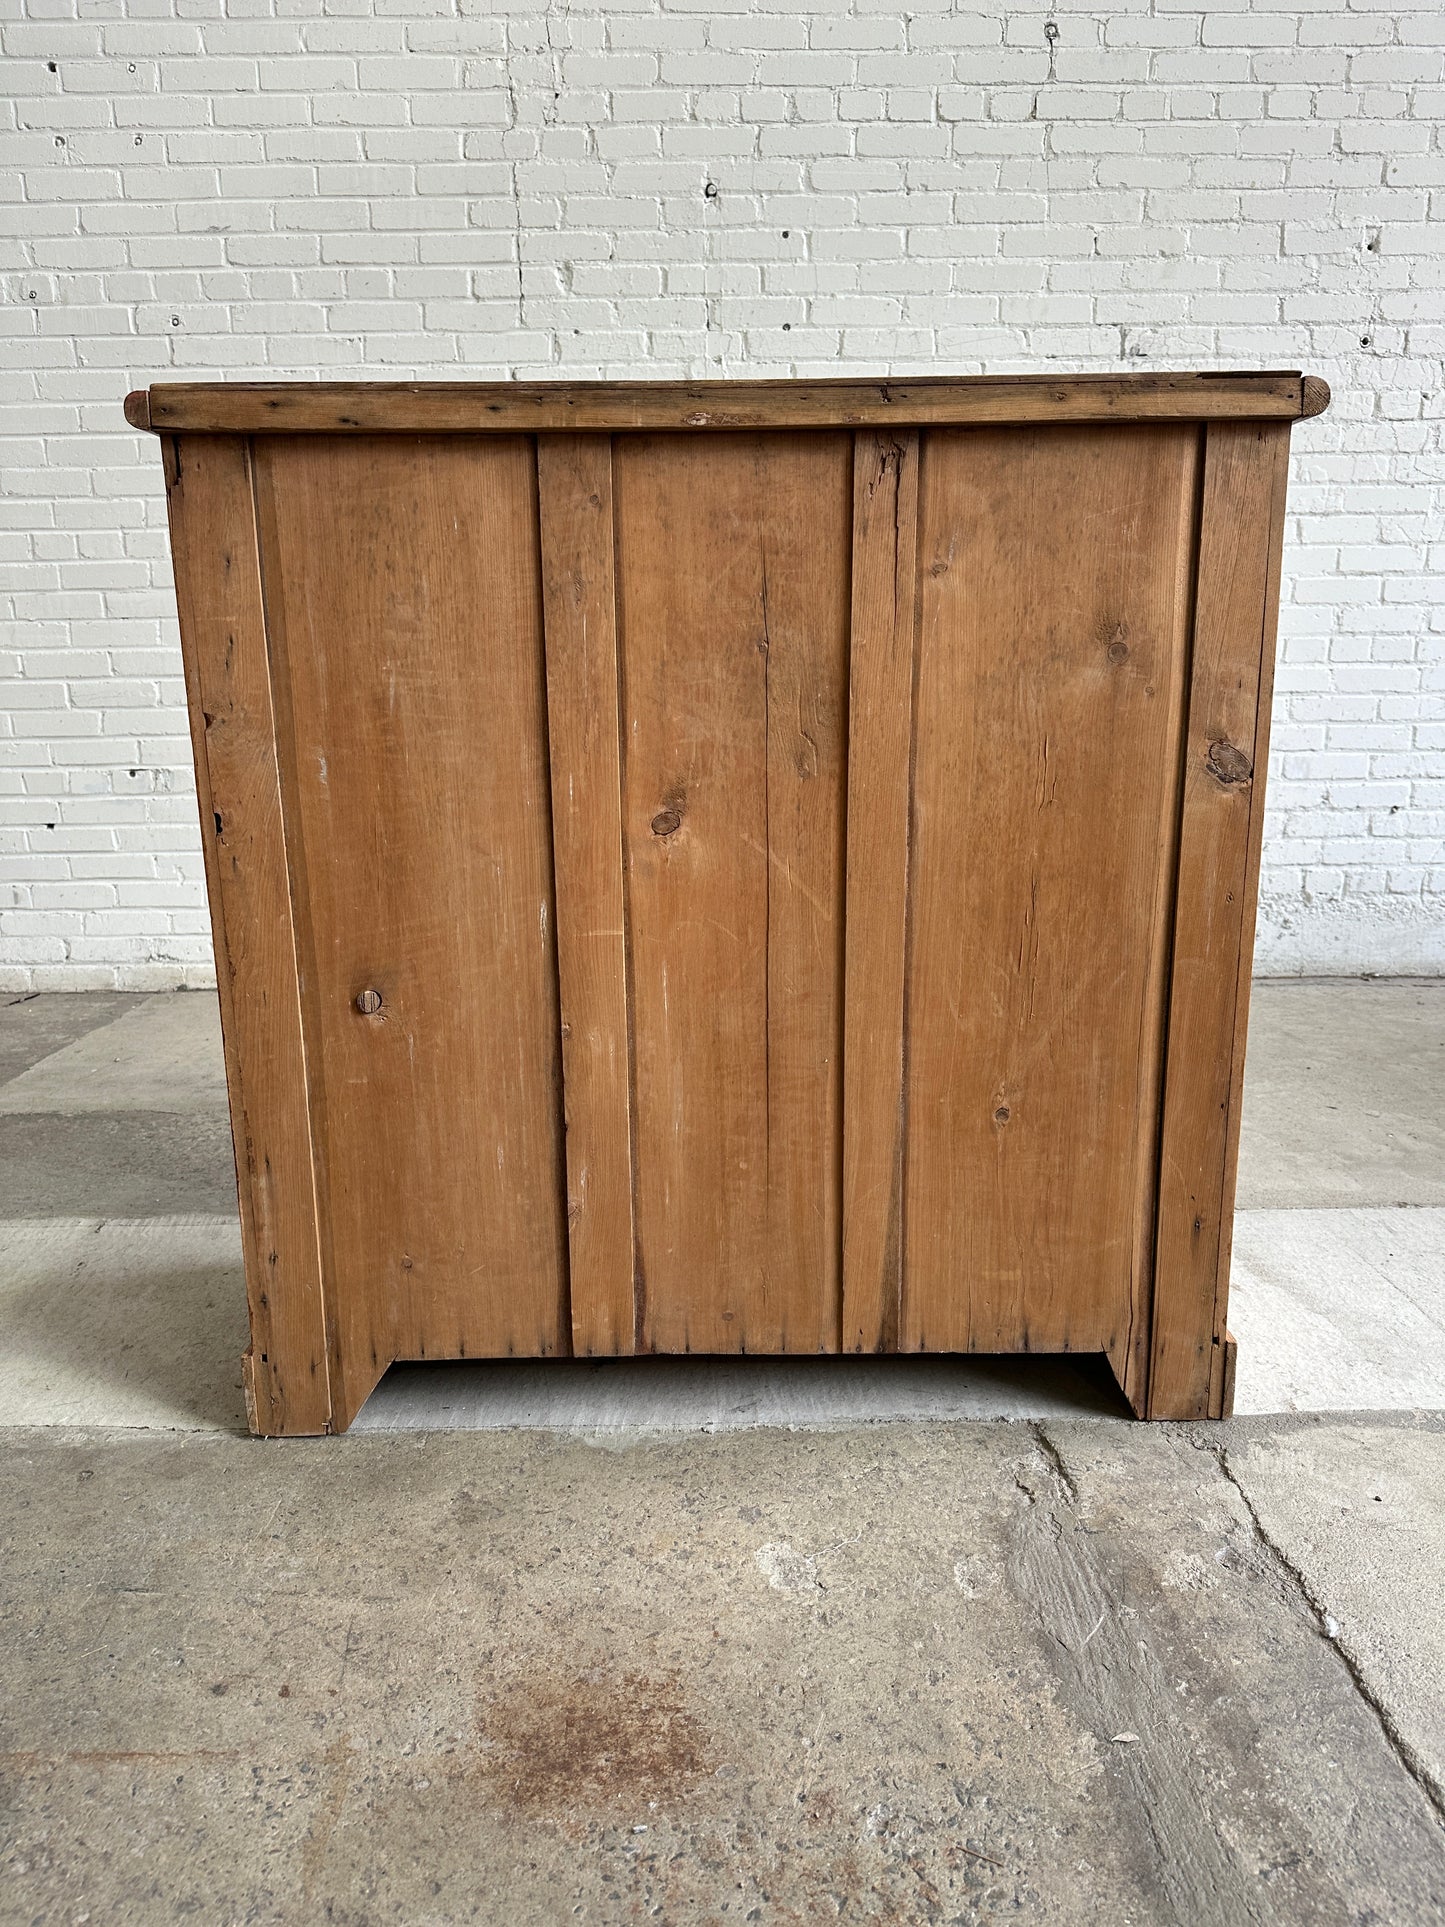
615 433 851 1353
841 431 920 1353
1148 421 1292 1420
162 434 332 1436
252 435 569 1416
128 372 1319 438
903 424 1199 1360
537 435 638 1357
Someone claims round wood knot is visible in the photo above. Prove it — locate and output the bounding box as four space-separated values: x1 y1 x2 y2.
651 809 682 837
993 1105 1011 1124
1107 639 1130 664
355 988 383 1015
1206 740 1253 786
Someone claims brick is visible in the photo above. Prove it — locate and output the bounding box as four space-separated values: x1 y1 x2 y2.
1 4 1438 984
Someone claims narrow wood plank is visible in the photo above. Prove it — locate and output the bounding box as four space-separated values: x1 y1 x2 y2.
841 431 920 1353
252 435 570 1419
132 372 1317 438
904 424 1199 1360
537 435 637 1357
162 433 332 1436
1209 434 1291 1420
615 432 851 1354
1149 421 1293 1420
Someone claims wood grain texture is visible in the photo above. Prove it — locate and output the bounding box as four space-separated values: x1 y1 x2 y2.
252 434 569 1419
1208 434 1291 1422
131 372 1319 437
537 435 638 1357
1149 421 1292 1421
615 432 851 1353
903 425 1199 1360
841 431 920 1353
163 434 332 1436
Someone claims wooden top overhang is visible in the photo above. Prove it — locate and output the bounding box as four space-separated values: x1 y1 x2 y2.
124 370 1331 436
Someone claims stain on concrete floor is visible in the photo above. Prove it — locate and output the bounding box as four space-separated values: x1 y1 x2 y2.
2 1418 1443 1925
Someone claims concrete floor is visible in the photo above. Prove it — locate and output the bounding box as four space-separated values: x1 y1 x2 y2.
1 980 1443 1922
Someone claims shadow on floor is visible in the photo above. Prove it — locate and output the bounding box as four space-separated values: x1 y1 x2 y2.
357 1349 1133 1435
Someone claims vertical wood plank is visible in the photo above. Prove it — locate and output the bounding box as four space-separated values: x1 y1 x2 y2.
903 425 1199 1361
537 434 637 1356
841 431 920 1352
163 434 332 1436
252 435 570 1416
1149 421 1292 1420
615 432 851 1354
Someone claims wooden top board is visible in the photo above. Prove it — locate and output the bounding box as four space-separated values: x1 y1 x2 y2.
125 371 1331 436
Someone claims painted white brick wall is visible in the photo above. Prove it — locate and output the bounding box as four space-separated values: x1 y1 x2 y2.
2 0 1442 989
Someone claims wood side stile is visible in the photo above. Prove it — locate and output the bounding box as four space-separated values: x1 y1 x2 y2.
1209 431 1291 1419
1148 420 1292 1420
537 435 638 1355
162 434 332 1436
841 430 920 1352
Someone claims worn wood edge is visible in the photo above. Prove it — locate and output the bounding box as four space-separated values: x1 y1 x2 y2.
1107 428 1210 1422
1212 1329 1239 1419
1206 424 1293 1422
1300 376 1332 419
240 1349 261 1434
165 433 335 1438
127 371 1318 435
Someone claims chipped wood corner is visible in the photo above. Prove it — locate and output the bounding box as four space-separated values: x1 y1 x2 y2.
1300 376 1332 419
240 1347 260 1434
1212 1330 1239 1420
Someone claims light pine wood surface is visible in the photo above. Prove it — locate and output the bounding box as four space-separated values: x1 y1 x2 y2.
537 435 638 1358
903 424 1198 1366
140 378 1322 1431
251 435 570 1425
614 432 851 1355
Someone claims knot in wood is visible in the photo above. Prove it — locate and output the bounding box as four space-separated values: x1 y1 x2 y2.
355 988 383 1015
1206 740 1252 786
651 809 682 837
